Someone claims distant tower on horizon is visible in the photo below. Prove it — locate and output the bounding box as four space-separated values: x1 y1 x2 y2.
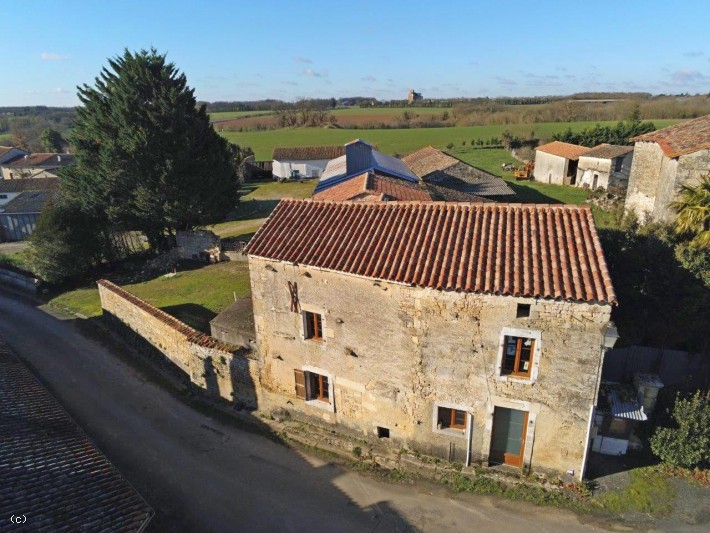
407 89 423 104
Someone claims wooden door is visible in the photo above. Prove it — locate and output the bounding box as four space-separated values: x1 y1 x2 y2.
489 407 528 467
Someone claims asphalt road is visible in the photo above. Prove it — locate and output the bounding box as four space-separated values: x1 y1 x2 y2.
0 288 605 532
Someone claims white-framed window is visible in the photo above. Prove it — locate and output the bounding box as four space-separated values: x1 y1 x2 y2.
432 402 470 438
302 310 324 341
495 327 542 384
294 366 334 412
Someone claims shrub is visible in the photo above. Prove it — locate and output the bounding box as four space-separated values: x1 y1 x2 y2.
650 392 710 469
446 142 454 150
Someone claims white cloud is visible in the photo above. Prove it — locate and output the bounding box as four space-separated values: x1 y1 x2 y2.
293 55 312 64
361 75 376 82
304 68 328 78
683 50 704 58
52 87 68 94
41 52 70 61
495 77 517 86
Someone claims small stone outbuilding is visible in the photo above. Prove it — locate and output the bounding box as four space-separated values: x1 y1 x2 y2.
625 115 710 221
534 141 590 185
576 144 634 193
245 199 618 480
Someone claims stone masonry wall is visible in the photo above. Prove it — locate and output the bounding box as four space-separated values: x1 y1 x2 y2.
248 256 612 479
175 230 221 261
624 143 710 222
97 280 260 408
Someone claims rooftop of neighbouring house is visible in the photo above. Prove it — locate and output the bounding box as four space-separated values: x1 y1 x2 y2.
317 139 419 187
272 145 345 161
245 199 617 305
4 152 75 168
0 146 23 158
0 177 59 193
581 144 634 160
631 114 710 158
400 145 460 178
535 141 590 161
0 339 153 532
0 190 56 214
312 171 432 202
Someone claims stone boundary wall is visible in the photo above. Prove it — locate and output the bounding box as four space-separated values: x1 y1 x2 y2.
97 279 260 408
0 267 37 293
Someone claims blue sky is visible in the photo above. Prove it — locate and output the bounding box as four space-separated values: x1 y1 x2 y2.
3 0 709 106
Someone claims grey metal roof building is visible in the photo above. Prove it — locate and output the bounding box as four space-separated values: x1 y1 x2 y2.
0 339 153 532
0 190 56 241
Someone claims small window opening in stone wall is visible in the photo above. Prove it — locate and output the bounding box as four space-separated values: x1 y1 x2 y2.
516 304 531 318
377 426 390 439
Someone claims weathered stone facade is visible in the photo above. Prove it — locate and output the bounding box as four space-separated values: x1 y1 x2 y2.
576 152 633 193
97 280 260 408
625 141 710 221
248 257 612 479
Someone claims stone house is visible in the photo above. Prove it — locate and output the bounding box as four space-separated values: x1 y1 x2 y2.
624 114 710 222
407 89 423 103
575 144 634 193
1 153 75 180
272 146 345 180
245 199 618 480
534 141 590 185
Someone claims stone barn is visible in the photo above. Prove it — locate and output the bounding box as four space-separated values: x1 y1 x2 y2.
624 115 710 222
575 144 634 193
245 199 618 480
534 141 590 185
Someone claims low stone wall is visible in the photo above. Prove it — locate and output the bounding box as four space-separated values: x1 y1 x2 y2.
97 280 260 408
0 267 37 293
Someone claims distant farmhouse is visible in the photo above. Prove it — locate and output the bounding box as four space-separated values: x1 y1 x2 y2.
0 146 27 166
245 199 618 480
313 141 514 203
407 89 423 104
534 141 635 193
272 146 345 180
0 178 59 241
625 114 710 221
1 152 75 180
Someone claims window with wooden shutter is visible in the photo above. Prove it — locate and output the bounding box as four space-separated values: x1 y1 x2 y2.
294 369 307 399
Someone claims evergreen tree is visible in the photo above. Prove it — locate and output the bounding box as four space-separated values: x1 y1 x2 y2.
63 48 238 248
40 128 64 152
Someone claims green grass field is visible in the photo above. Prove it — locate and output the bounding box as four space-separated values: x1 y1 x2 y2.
0 133 12 143
221 120 679 160
209 110 274 121
330 106 449 116
50 261 252 332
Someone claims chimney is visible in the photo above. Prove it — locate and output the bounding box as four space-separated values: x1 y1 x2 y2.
345 139 373 176
633 373 664 418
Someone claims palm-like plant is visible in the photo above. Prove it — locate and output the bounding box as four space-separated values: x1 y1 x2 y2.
671 174 710 248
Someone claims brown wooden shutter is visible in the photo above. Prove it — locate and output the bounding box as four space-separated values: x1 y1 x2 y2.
294 369 307 399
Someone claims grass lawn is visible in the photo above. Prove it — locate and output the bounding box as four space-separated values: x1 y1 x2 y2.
50 261 251 333
594 466 676 516
220 120 680 160
210 180 317 239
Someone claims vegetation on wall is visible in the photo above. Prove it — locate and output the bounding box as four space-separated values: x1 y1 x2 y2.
671 174 710 249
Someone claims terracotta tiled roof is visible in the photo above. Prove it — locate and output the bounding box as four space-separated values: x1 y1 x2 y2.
401 146 459 178
246 199 617 305
272 145 345 161
312 172 432 202
536 141 590 161
581 144 634 160
4 153 75 168
631 115 710 157
0 339 153 531
0 177 59 193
